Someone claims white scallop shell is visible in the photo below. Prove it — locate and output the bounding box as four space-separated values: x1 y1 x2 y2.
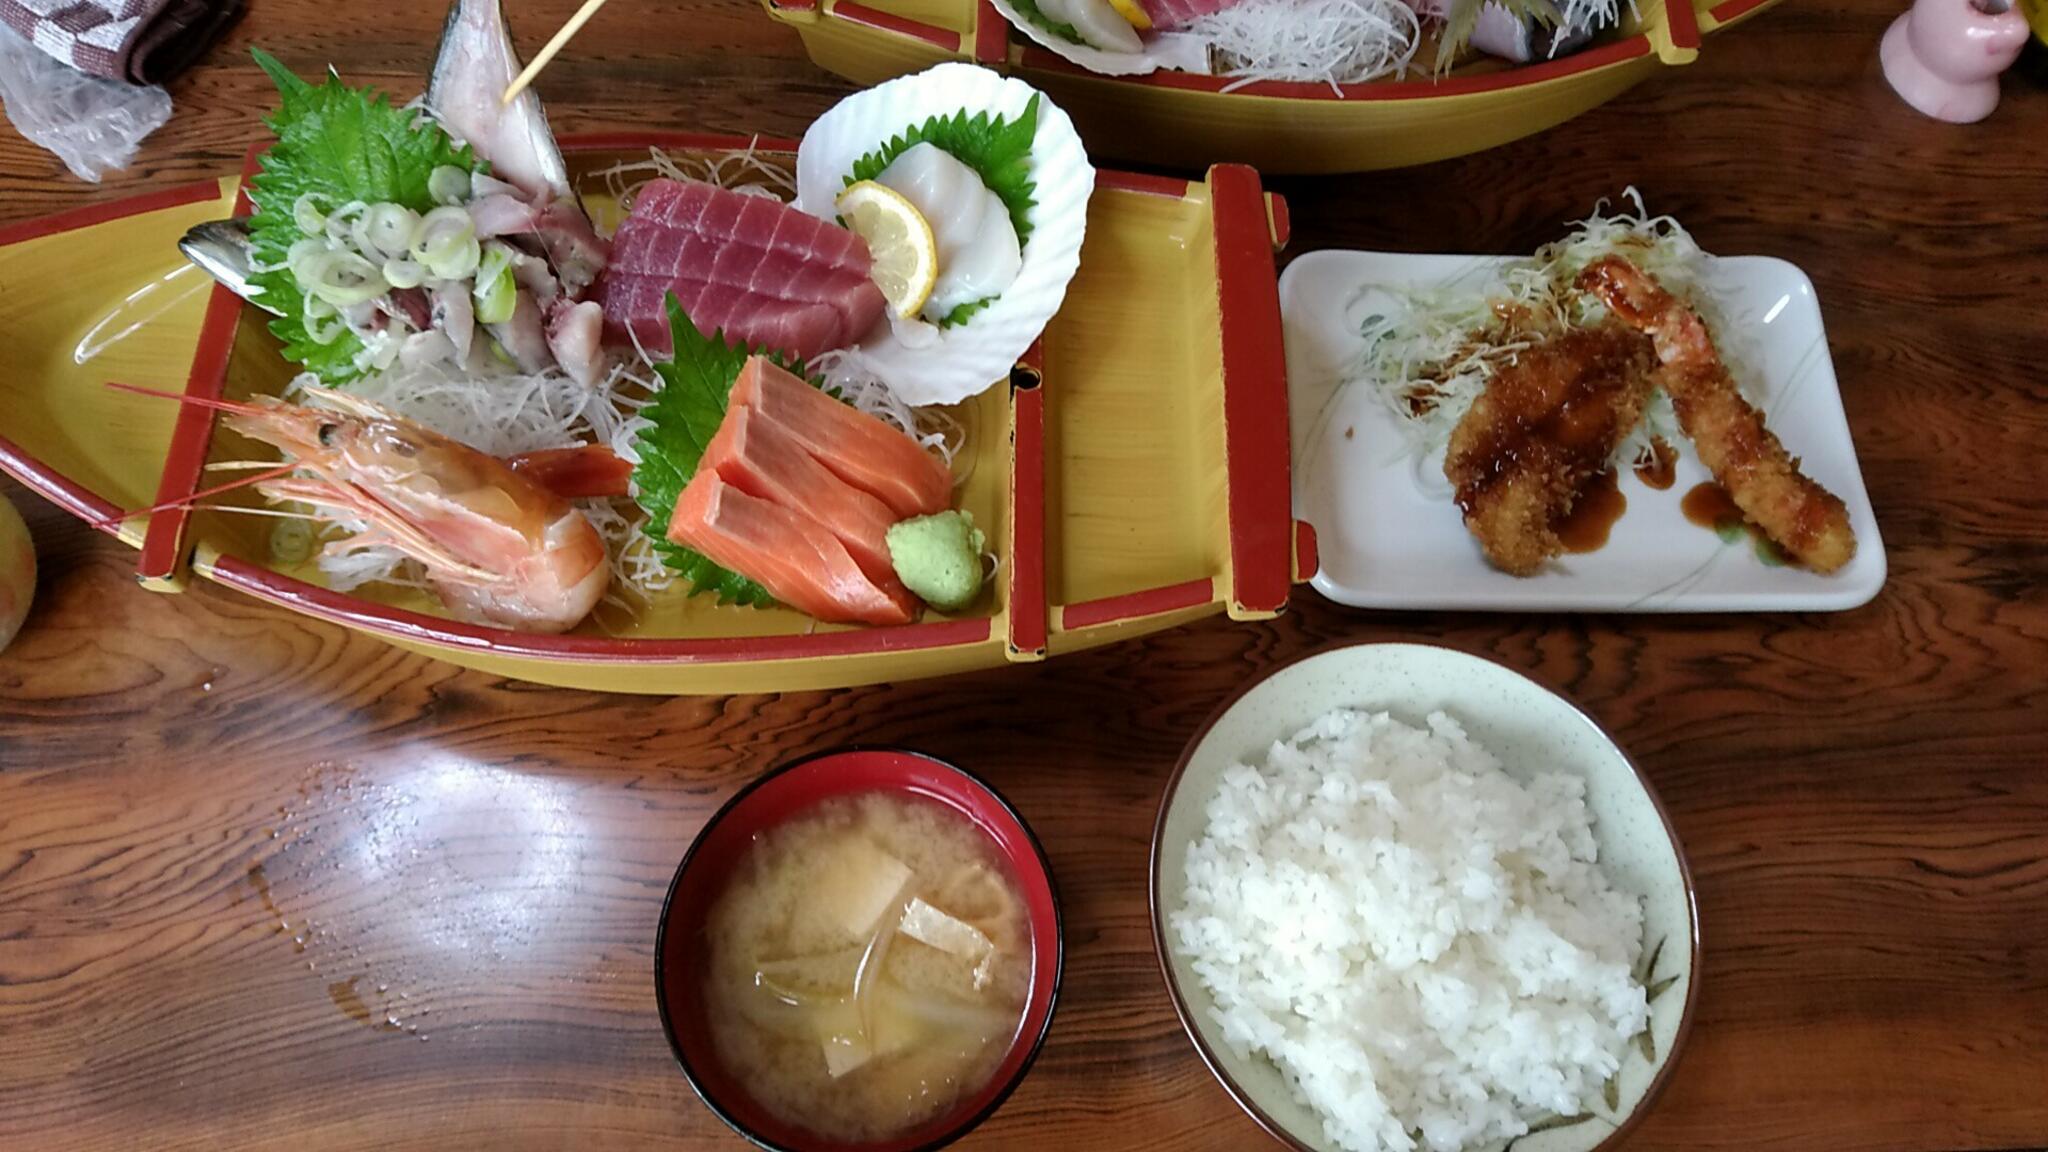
795 63 1095 407
986 0 1213 77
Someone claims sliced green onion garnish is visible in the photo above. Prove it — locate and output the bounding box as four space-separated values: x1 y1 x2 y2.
305 250 386 308
429 165 471 207
412 206 480 280
363 203 421 261
471 243 517 325
293 193 332 237
381 258 426 290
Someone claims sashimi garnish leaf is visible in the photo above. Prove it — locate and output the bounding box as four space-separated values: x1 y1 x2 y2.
940 295 998 328
631 297 830 609
1005 0 1085 45
847 94 1041 254
246 48 482 383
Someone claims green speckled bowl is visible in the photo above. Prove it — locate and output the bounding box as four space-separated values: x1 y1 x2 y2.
1150 642 1699 1152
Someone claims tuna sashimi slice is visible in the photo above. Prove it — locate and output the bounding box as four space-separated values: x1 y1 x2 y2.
1139 0 1243 29
667 472 917 627
730 357 953 520
596 179 886 362
701 404 906 588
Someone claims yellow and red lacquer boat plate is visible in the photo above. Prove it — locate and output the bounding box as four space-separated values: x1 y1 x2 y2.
0 135 1314 694
760 0 1786 174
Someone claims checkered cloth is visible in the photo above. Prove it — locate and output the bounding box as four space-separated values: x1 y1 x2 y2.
0 0 241 84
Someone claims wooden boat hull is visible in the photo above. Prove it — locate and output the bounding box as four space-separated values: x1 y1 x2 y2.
762 0 1785 174
0 138 1311 694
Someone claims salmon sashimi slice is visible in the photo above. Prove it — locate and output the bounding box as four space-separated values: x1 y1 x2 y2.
666 472 917 626
730 357 953 520
700 404 904 587
596 179 886 362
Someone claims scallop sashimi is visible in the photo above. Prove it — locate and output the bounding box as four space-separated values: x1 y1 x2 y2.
597 179 887 361
875 143 1024 322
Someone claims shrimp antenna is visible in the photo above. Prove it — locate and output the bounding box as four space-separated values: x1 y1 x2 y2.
89 460 303 531
102 380 267 416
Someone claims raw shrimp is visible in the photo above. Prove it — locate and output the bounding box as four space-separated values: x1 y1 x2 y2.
1576 256 1857 573
110 383 611 633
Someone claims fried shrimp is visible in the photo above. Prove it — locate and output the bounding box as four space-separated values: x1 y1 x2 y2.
1577 256 1856 573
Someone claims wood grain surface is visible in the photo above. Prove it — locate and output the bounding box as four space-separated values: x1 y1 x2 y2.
2 2 2045 1150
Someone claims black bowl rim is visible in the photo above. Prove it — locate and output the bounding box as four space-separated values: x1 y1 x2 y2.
1147 639 1703 1152
654 745 1065 1152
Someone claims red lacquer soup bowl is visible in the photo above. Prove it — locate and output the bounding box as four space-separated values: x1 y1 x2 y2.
655 748 1063 1152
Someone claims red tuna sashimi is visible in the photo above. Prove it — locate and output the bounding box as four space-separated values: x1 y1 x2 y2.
1139 0 1243 28
597 179 886 362
701 404 904 588
667 472 916 626
730 357 953 520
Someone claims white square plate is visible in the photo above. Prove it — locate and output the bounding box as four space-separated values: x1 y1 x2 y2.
1282 249 1886 613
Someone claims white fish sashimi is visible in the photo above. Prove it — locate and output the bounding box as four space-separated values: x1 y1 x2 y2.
1037 0 1144 52
876 142 1023 322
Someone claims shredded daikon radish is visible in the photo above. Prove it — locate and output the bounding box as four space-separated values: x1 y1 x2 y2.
1185 0 1421 93
587 139 798 215
1343 190 1751 478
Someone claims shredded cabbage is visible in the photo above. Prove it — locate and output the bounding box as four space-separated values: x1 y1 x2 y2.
1343 190 1749 476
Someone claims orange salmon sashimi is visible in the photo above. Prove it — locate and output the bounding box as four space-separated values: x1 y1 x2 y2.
667 471 917 627
730 356 953 520
701 404 903 588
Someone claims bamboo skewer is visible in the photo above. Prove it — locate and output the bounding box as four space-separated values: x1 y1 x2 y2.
500 0 610 105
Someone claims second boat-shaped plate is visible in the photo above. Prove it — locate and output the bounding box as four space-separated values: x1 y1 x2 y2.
1283 249 1886 613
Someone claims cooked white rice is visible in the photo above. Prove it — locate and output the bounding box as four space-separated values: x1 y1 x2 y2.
1170 709 1648 1152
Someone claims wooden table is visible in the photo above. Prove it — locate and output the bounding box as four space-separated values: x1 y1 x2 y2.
1 1 2044 1149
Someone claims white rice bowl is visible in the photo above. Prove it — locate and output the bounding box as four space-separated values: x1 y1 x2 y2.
1169 707 1652 1152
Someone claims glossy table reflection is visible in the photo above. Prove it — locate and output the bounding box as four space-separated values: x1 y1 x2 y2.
2 1 2046 1149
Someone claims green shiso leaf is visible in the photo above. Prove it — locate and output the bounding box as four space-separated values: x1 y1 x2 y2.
847 92 1041 256
245 48 482 383
1006 0 1085 45
630 297 838 607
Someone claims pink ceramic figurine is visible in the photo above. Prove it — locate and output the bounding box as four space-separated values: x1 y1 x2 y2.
1882 0 2030 122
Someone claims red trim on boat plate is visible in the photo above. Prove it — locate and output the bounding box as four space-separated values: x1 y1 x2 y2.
0 433 123 533
138 148 263 586
831 1 959 50
1019 35 1649 100
1706 0 1772 24
1294 520 1319 583
0 179 220 249
972 0 1007 64
209 554 993 662
1663 0 1703 51
1061 578 1214 631
1096 171 1191 199
1007 346 1047 658
559 131 803 155
1208 165 1292 618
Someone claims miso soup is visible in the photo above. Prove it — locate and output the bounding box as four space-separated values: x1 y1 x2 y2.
703 792 1032 1143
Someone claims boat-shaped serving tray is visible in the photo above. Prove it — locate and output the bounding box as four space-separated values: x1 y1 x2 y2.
0 135 1311 694
761 0 1782 174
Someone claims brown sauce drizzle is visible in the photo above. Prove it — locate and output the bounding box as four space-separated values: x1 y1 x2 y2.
1556 470 1627 553
1682 481 1792 567
1633 437 1677 491
1681 481 1743 530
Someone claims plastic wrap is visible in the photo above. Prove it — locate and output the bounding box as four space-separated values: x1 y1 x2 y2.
0 22 171 182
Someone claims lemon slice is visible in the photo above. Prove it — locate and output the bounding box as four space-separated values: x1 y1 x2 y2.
837 180 939 320
1105 0 1152 30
